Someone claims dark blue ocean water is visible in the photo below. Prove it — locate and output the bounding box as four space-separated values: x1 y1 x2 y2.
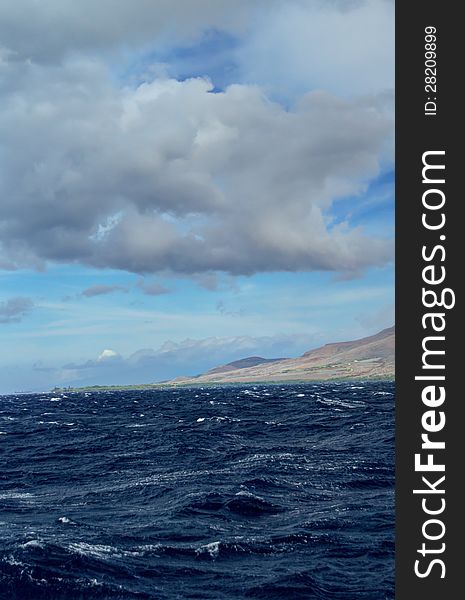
0 382 394 599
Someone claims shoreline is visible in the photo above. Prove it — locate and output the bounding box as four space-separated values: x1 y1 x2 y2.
50 375 395 394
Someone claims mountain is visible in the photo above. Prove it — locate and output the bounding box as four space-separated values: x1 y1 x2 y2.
170 326 394 384
206 356 285 375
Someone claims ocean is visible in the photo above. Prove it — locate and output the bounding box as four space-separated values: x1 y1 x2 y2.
0 382 394 599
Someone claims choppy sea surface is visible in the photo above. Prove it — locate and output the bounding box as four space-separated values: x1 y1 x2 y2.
0 382 394 599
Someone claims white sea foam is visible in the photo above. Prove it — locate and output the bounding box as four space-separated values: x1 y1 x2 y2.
68 542 122 559
20 539 44 549
196 541 220 558
317 397 363 409
137 543 163 553
86 578 104 588
3 555 24 566
58 516 74 524
197 417 205 422
0 492 34 500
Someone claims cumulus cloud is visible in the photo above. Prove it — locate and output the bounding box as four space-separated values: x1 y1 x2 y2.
0 58 392 276
0 296 34 323
82 284 127 297
97 349 122 362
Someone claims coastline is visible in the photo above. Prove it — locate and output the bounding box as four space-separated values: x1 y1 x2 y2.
52 374 395 394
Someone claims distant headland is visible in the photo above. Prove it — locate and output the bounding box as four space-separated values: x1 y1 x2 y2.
52 326 394 392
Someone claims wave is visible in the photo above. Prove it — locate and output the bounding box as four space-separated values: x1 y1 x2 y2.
0 381 394 599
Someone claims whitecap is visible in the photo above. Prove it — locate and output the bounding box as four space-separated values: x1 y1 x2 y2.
316 397 363 409
0 492 34 500
20 539 44 549
197 417 205 422
196 541 220 558
3 555 23 566
58 516 74 524
68 542 121 559
137 543 163 552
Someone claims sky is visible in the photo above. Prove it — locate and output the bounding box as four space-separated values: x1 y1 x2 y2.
0 0 394 393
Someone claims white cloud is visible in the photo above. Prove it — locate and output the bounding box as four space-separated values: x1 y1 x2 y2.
237 0 394 98
0 60 392 276
97 349 121 362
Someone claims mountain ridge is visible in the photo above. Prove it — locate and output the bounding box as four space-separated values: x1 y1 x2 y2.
171 326 394 384
206 356 286 375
